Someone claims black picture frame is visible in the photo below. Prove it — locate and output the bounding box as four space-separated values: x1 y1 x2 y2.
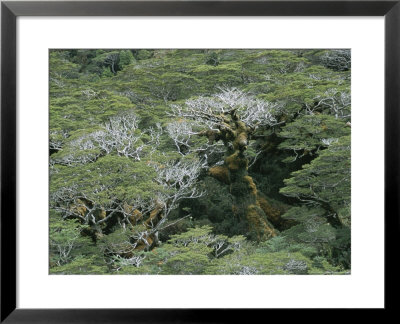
1 0 398 322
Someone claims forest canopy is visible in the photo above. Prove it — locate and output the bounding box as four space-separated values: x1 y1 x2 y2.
49 49 351 275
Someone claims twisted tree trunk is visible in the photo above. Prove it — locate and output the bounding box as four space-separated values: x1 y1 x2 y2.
208 113 278 240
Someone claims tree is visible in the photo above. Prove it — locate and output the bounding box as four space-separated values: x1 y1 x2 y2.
280 136 351 222
169 88 283 240
50 112 146 165
50 120 204 257
49 217 88 266
280 135 351 267
278 114 350 162
49 49 352 274
320 49 351 71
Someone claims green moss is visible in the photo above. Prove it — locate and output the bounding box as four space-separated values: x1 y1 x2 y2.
234 132 248 150
246 204 277 241
225 151 247 171
243 175 257 196
209 166 230 184
257 196 281 225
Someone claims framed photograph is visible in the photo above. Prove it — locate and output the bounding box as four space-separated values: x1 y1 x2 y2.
1 0 397 321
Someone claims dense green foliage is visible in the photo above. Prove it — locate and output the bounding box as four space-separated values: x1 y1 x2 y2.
49 49 351 275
